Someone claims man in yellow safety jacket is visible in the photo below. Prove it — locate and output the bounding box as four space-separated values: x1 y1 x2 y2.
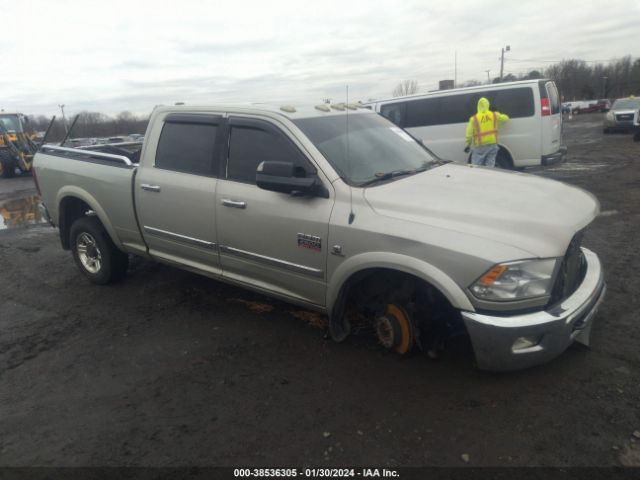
464 97 509 167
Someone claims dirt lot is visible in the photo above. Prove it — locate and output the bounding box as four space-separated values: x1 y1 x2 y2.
1 115 639 467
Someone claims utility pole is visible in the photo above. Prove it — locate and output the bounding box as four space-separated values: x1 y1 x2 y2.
454 51 457 88
58 104 68 134
499 45 510 82
602 76 608 98
485 70 491 84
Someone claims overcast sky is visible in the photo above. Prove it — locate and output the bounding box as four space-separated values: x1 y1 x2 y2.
2 0 639 117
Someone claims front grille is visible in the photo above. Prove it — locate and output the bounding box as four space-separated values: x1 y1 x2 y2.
549 231 587 306
615 113 634 122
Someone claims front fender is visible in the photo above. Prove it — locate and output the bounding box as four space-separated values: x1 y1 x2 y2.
326 251 474 313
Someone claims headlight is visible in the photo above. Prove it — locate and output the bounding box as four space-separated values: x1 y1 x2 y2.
470 259 559 301
606 111 614 121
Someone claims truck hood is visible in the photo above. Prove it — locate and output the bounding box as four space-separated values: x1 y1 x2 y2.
363 163 599 258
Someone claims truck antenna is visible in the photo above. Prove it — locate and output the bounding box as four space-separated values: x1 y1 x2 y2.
346 85 355 225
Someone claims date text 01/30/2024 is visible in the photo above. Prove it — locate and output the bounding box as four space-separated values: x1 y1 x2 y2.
233 468 400 477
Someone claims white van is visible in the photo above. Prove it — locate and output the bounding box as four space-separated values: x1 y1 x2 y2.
367 79 565 169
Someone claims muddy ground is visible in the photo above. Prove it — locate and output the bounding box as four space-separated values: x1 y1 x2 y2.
1 114 639 467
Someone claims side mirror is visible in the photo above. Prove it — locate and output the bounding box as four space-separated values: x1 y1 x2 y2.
256 161 328 198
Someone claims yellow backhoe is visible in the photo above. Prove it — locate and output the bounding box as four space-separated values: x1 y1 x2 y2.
0 113 39 178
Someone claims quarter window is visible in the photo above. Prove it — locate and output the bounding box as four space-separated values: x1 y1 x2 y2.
155 122 217 175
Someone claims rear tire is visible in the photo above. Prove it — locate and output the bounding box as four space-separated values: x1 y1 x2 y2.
495 149 512 170
70 216 128 284
0 150 16 178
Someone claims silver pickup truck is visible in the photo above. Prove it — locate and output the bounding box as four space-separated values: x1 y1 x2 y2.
34 104 606 371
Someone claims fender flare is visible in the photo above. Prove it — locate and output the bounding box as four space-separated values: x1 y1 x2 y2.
326 252 474 341
56 186 123 249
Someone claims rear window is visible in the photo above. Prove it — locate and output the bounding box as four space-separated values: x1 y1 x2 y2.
379 86 535 128
155 121 217 176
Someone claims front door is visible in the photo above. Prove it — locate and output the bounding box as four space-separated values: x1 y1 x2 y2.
215 116 333 307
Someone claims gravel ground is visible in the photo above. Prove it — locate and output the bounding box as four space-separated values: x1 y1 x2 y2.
0 114 639 467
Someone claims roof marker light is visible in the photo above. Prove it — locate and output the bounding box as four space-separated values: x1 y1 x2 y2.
331 103 346 111
280 105 296 113
315 105 331 112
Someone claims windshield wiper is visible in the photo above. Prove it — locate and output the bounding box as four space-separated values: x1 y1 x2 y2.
359 166 428 187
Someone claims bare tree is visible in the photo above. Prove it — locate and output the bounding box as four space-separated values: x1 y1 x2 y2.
392 80 419 97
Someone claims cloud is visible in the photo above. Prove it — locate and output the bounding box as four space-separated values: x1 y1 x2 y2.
1 0 638 116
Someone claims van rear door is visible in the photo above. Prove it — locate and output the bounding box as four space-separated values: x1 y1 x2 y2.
540 80 564 163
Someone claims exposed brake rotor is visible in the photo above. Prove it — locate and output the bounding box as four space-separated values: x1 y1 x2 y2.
374 304 415 354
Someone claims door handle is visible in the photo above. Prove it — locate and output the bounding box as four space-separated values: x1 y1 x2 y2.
141 184 161 192
222 198 246 209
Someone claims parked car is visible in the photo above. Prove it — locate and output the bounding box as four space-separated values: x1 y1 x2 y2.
595 99 611 112
33 104 605 371
367 79 566 169
603 96 640 133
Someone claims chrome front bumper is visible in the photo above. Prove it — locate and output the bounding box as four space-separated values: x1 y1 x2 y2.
461 248 605 371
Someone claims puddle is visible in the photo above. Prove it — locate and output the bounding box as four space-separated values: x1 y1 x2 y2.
0 195 47 230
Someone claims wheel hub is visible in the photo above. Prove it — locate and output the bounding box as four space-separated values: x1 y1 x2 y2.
77 232 102 274
375 304 415 354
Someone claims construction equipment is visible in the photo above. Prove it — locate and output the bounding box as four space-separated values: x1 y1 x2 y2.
0 113 39 178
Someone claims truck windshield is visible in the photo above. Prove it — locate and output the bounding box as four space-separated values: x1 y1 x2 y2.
612 98 640 109
0 115 22 133
293 113 439 187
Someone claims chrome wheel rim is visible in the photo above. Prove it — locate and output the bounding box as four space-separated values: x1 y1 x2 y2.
77 232 102 274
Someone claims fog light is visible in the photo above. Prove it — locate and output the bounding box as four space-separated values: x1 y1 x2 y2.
512 336 541 351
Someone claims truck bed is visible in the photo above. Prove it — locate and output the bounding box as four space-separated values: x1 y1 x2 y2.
34 145 147 255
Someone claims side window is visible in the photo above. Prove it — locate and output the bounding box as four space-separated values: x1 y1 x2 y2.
155 121 217 175
380 102 406 127
405 98 440 127
438 93 479 125
490 88 535 118
227 123 310 184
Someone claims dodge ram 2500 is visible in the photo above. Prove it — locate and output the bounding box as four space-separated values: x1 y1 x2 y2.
34 104 606 370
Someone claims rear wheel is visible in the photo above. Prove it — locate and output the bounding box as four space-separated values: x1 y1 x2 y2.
495 149 512 170
0 150 16 178
70 216 128 284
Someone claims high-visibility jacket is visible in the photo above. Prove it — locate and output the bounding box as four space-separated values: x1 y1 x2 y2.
465 97 509 147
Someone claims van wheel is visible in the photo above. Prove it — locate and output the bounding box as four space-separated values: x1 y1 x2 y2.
0 151 15 178
70 216 128 284
495 150 512 170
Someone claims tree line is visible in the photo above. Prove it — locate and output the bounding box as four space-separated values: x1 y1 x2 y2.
392 55 640 101
28 111 149 142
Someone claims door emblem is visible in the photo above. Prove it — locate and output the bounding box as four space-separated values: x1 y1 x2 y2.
297 233 322 252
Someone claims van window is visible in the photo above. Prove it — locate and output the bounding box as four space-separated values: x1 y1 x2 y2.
155 122 217 176
490 88 535 118
380 86 535 128
405 97 441 127
380 102 406 127
227 125 308 184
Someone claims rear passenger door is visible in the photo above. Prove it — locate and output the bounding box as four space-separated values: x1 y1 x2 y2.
135 113 223 275
215 116 333 307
